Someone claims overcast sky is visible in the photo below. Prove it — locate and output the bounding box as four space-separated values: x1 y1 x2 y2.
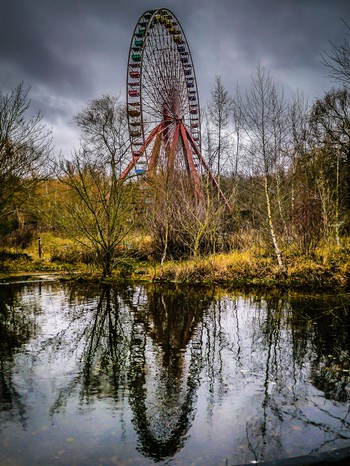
1 0 349 157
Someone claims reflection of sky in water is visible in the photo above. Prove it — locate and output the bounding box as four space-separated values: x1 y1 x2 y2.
0 281 349 465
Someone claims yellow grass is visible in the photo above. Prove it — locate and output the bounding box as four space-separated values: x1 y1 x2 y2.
24 231 76 260
3 231 350 290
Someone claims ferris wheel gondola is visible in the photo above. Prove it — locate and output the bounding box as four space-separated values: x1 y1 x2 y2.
121 8 230 210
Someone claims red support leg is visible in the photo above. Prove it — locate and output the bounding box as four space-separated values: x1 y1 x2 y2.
120 122 163 179
179 122 203 203
167 123 180 178
184 125 231 211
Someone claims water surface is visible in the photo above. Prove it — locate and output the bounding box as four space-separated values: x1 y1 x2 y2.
0 279 349 465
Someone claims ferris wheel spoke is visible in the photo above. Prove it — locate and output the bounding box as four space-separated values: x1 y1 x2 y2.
125 7 226 208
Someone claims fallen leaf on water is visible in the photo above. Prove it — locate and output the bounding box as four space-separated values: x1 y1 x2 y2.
66 437 74 444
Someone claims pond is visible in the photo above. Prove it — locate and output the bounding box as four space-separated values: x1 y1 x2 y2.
0 278 349 465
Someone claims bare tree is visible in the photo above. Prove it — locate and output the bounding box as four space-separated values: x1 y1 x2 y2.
56 95 135 277
288 92 310 213
0 83 52 224
172 176 224 258
309 87 350 207
321 19 350 86
144 169 228 260
201 109 215 171
238 65 286 268
142 172 178 264
208 76 233 180
232 88 245 177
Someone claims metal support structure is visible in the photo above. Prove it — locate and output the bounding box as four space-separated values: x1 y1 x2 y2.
124 8 231 211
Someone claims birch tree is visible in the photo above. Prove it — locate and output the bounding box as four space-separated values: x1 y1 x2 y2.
239 65 286 268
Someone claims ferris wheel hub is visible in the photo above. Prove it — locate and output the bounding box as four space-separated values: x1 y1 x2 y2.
122 8 231 211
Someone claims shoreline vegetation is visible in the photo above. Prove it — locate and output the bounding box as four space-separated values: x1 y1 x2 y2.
2 233 350 292
2 33 350 297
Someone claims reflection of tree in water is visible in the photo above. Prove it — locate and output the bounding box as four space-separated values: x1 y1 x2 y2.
127 284 213 461
242 296 301 462
80 285 130 401
296 295 350 403
49 283 133 413
6 281 348 464
236 293 350 463
47 282 214 461
0 283 42 427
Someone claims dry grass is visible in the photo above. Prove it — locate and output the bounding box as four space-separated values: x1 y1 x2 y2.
149 245 350 290
25 231 76 259
154 251 278 285
3 232 350 290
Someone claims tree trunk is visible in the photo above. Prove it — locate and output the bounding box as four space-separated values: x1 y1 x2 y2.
264 174 283 269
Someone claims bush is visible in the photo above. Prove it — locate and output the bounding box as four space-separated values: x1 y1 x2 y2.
50 246 96 265
0 226 36 250
0 250 32 272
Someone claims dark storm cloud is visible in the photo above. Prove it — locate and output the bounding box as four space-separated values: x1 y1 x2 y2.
190 0 350 99
0 0 349 156
0 0 141 154
1 2 86 94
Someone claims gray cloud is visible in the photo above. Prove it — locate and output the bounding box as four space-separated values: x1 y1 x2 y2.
1 0 349 156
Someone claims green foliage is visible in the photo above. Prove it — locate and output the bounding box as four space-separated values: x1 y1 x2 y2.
0 251 32 273
115 259 136 279
50 246 95 265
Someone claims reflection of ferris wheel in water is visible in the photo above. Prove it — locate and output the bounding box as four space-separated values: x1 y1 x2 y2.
121 8 231 210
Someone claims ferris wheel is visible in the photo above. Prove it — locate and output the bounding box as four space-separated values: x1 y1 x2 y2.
121 8 230 210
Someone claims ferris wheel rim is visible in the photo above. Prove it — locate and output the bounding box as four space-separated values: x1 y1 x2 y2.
126 8 201 162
